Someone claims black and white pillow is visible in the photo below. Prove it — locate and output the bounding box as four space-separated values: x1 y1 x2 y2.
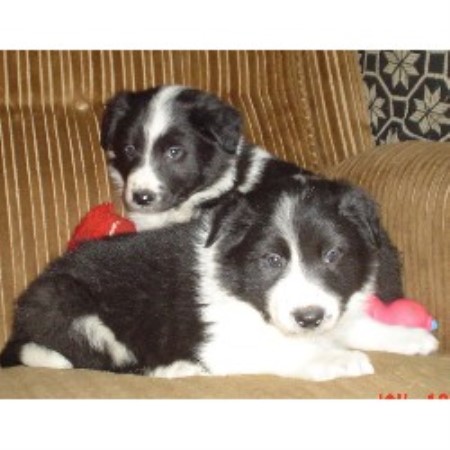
359 51 449 145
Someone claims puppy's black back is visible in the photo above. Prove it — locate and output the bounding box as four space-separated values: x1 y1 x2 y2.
1 223 206 373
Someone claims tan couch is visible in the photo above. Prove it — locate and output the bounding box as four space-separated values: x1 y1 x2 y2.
0 51 449 398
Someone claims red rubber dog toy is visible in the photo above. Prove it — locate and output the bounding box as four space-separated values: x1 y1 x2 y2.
366 294 438 331
68 203 136 251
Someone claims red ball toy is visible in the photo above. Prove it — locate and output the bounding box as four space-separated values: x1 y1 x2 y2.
67 203 136 251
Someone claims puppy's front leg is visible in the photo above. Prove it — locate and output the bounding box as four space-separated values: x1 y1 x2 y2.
263 339 375 381
202 334 374 381
296 347 374 382
334 314 439 355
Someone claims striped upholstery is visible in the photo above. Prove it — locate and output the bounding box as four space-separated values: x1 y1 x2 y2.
0 51 373 167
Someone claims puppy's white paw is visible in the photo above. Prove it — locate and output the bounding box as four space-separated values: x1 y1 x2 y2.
146 360 207 378
384 328 439 355
303 350 374 382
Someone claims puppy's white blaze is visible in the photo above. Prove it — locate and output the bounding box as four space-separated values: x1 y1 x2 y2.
238 147 271 193
72 315 137 367
268 194 341 335
144 85 184 149
272 193 299 244
20 343 73 369
124 85 184 207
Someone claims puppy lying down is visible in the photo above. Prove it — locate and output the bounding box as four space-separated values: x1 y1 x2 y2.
0 178 438 381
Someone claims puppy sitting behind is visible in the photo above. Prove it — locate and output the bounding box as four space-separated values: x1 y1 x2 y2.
101 85 313 230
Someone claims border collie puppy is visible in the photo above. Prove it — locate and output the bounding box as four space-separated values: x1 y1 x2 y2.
0 178 438 381
101 85 310 230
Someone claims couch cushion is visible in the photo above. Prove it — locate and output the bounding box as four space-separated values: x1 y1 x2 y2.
0 352 448 399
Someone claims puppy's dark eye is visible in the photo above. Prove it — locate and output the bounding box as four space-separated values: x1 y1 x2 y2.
322 248 342 264
264 253 286 269
124 144 137 158
166 146 185 160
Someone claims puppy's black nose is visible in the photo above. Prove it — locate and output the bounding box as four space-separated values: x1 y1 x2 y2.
133 190 155 206
293 306 325 329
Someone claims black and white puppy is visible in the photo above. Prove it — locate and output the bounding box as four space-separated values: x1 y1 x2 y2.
101 85 308 230
0 178 438 381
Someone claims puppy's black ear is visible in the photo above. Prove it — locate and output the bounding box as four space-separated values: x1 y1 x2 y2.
199 104 242 154
338 185 382 247
182 91 243 154
100 91 133 150
204 193 255 248
338 182 404 300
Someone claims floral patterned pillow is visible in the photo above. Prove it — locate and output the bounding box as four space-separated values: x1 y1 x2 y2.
359 51 449 145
